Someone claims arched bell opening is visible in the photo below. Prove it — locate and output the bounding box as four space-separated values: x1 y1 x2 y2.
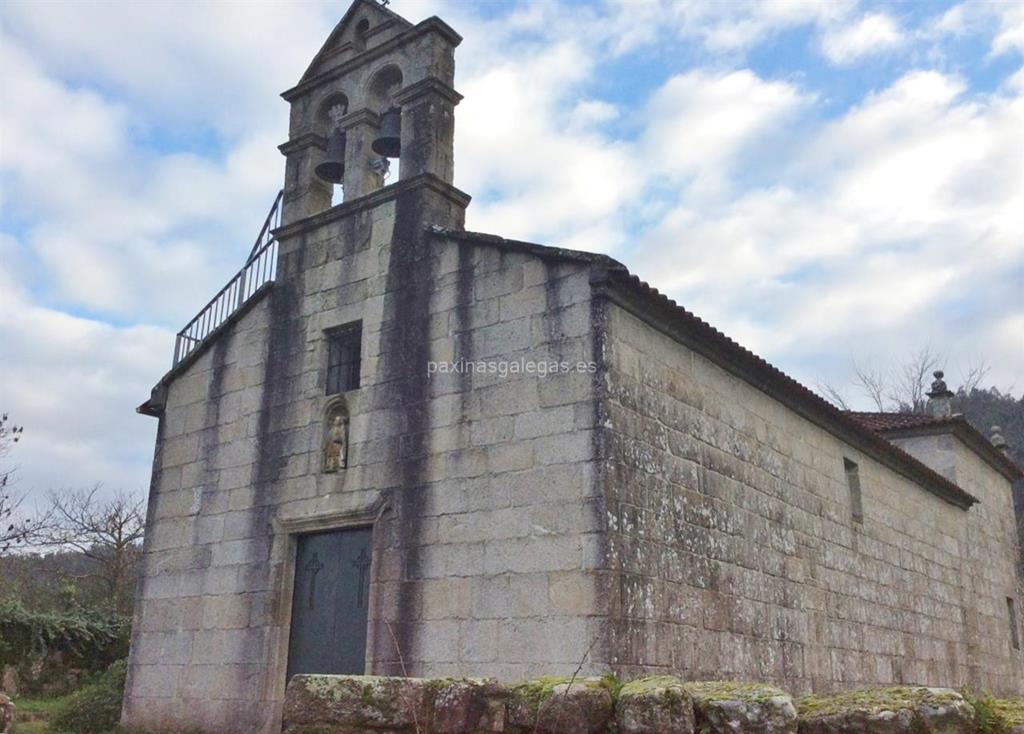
315 92 350 205
366 64 402 111
366 65 403 182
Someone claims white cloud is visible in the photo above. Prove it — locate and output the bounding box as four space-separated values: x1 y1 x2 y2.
992 0 1024 56
1007 66 1024 92
642 70 808 189
455 39 643 243
661 0 856 53
629 69 1024 394
922 1 1024 59
1 0 1022 505
458 57 810 246
0 29 286 324
928 3 973 37
0 10 299 501
0 0 336 135
0 269 171 502
821 12 906 65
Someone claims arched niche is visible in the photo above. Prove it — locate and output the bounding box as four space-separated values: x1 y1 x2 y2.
322 398 350 473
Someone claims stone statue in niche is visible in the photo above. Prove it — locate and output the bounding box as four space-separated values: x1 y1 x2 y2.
324 414 348 472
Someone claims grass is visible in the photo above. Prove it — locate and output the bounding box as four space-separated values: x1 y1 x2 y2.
12 697 70 716
9 706 168 734
684 680 790 704
619 675 685 696
962 689 1024 734
13 718 50 734
797 687 964 719
10 695 68 734
985 696 1024 726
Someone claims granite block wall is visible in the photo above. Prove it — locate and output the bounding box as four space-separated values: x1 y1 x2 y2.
599 301 1024 695
123 184 606 733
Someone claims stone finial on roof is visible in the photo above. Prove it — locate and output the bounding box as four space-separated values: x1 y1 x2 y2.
991 425 1009 453
926 370 953 399
926 370 954 418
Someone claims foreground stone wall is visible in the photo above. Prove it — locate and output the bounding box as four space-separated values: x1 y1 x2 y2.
600 302 1024 695
281 673 1024 733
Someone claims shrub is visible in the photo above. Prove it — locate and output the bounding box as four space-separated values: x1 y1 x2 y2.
0 601 129 667
962 688 1017 734
48 659 128 734
0 601 129 695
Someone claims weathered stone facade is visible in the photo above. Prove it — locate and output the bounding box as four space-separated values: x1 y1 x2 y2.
599 303 1023 693
121 2 1024 732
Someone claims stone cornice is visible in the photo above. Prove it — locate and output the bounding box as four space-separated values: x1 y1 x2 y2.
337 108 381 130
278 133 327 156
272 173 470 241
272 497 390 535
393 78 463 107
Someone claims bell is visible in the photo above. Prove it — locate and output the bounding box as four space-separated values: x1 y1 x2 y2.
372 107 401 158
315 128 346 183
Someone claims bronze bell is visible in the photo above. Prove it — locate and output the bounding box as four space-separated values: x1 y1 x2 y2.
315 128 346 183
372 107 401 158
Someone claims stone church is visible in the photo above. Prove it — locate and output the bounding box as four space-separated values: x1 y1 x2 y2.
122 1 1024 731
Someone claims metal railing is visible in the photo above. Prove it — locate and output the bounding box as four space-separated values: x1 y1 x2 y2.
172 189 283 367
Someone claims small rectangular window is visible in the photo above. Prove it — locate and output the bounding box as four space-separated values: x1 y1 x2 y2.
844 457 864 524
326 322 362 394
1009 597 1021 651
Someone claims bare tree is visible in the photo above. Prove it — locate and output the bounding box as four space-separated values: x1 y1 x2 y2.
1 412 48 554
35 486 146 614
819 347 996 416
958 359 991 396
853 361 891 412
889 345 943 413
816 381 851 411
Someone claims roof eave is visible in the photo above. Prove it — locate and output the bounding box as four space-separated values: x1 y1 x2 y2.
877 421 1024 482
597 270 980 511
425 226 980 510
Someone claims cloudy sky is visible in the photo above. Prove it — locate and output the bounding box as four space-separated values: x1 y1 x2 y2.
1 0 1022 505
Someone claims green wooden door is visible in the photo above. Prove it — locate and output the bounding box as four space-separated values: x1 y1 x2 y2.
287 527 372 677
